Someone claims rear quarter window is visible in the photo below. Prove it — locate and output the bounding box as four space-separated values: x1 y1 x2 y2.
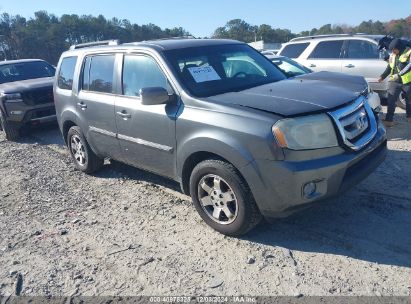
279 43 310 58
308 40 344 59
346 40 379 59
58 56 78 90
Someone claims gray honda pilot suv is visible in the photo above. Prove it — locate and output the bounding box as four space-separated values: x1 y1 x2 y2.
54 39 387 236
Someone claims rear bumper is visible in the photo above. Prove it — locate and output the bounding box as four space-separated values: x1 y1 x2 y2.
241 122 387 218
368 79 388 93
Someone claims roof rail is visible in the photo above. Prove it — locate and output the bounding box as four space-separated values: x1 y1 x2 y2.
69 40 120 50
289 33 382 42
290 34 354 42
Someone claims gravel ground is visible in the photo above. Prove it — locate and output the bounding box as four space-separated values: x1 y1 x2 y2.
0 107 410 297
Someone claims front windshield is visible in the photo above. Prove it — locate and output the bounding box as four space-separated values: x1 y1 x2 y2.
163 44 286 97
0 61 55 84
271 57 311 77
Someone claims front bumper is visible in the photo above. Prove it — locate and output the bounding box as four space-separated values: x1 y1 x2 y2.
3 101 56 127
241 122 387 218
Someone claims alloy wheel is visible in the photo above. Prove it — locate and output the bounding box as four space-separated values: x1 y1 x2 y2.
197 174 238 225
70 134 87 166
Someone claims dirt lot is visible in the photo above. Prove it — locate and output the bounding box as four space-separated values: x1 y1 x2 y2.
0 107 410 297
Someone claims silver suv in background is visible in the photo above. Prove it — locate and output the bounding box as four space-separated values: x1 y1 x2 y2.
54 39 387 236
278 34 389 98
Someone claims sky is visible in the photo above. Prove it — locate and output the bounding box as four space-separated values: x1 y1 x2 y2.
0 0 409 37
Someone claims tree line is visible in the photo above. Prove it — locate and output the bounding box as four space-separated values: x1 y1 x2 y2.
0 11 410 64
213 16 411 43
0 11 189 64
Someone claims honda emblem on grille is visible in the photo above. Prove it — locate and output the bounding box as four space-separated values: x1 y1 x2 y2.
355 113 368 130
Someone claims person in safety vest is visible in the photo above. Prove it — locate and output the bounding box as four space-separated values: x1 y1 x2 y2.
378 38 411 127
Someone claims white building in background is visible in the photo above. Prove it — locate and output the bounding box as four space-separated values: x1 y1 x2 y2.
248 40 282 51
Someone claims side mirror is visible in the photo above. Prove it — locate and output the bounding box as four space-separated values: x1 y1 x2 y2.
379 50 389 61
140 87 170 105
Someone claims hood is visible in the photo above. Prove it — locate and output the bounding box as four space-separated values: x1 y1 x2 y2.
0 77 54 94
204 72 368 117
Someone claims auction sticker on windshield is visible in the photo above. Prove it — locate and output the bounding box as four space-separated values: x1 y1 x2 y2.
188 66 221 83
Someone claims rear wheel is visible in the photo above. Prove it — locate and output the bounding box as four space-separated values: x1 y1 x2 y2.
189 159 262 236
0 109 20 141
67 126 103 173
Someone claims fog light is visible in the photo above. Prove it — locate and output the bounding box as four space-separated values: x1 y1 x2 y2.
303 182 316 198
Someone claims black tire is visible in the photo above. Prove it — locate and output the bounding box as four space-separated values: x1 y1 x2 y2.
189 159 262 236
0 109 20 141
67 126 103 174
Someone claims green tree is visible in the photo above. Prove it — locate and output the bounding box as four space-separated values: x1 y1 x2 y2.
212 19 295 43
0 11 191 64
212 19 256 42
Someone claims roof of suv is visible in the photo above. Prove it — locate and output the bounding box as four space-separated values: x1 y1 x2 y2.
129 38 242 50
66 38 243 54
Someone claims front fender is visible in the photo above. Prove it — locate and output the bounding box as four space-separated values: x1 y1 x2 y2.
177 131 255 178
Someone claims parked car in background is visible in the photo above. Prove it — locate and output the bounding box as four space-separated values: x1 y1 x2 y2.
0 59 56 140
261 49 279 56
278 34 389 99
265 54 312 77
54 39 387 236
265 54 382 112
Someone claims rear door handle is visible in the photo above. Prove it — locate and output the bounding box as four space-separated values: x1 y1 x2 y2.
309 64 316 68
345 64 355 68
77 102 87 109
116 111 131 119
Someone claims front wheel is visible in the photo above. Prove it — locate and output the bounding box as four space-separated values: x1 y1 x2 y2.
67 126 103 174
189 159 262 236
0 110 20 141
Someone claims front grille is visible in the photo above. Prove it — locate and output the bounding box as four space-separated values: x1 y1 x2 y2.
340 106 369 141
22 87 54 105
329 96 377 151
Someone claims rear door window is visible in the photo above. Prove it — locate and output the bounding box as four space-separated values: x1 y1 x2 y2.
308 41 344 59
58 57 77 90
279 43 310 58
346 40 379 59
82 55 115 94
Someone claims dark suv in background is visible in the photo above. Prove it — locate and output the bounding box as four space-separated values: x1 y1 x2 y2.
54 39 387 236
0 59 55 140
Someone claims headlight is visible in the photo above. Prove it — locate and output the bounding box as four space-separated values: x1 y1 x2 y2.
272 114 338 150
367 91 381 112
1 92 23 103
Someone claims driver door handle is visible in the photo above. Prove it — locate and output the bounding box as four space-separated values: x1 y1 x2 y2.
116 111 131 119
345 64 355 68
309 64 316 68
77 102 87 109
